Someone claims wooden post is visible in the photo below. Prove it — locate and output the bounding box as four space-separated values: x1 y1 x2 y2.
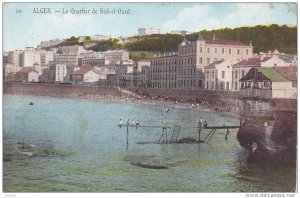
198 126 202 143
126 122 129 147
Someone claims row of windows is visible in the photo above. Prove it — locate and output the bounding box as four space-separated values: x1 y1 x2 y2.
180 46 250 55
150 74 176 80
178 68 196 76
151 66 176 73
151 58 177 66
206 81 231 90
150 80 203 89
178 57 196 65
151 81 177 89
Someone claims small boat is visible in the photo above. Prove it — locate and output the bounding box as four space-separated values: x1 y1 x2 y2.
131 162 168 169
29 102 34 105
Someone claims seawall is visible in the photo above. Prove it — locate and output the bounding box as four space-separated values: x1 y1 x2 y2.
4 82 124 97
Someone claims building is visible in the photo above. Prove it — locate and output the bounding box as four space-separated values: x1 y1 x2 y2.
53 54 81 66
240 67 296 99
71 66 100 84
7 50 23 67
50 64 67 82
150 54 178 89
59 45 85 55
141 65 151 88
170 30 193 35
22 47 41 67
15 68 39 82
101 50 130 65
37 39 63 49
232 56 291 91
39 50 54 66
204 60 234 90
148 35 253 90
138 27 160 36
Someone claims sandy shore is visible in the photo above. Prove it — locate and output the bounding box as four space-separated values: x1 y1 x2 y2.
69 93 240 119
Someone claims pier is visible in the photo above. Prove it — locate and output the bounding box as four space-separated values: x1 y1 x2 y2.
118 123 241 147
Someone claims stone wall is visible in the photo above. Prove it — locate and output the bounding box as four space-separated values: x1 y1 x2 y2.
4 82 123 97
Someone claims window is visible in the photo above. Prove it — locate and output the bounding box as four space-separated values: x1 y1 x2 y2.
212 71 214 78
242 70 245 77
199 80 202 88
212 81 214 90
226 82 229 90
206 70 209 78
229 49 231 54
237 49 240 54
206 81 209 89
222 48 225 54
199 57 203 64
207 48 210 53
215 48 217 53
207 58 210 64
222 71 225 79
200 47 202 53
246 49 249 55
235 70 238 79
235 82 238 90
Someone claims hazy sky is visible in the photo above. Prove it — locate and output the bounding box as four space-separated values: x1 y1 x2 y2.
3 2 297 51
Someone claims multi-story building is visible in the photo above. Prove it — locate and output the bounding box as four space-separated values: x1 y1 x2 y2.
150 54 178 89
3 51 8 64
22 47 41 67
138 27 160 36
101 50 129 65
53 54 81 66
149 35 253 90
39 50 54 66
15 68 39 82
7 50 23 67
141 65 151 88
49 64 67 82
232 55 291 91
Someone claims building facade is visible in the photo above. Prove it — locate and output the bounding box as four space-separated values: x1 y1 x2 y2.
138 27 160 36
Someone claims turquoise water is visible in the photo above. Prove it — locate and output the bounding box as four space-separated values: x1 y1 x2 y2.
3 94 296 192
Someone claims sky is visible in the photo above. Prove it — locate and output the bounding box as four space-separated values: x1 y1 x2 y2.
2 2 298 51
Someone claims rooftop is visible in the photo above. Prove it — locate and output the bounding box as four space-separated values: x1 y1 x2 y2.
233 57 272 67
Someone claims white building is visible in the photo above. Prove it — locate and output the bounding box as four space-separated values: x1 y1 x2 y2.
22 47 41 67
138 27 160 36
49 64 67 82
204 60 235 90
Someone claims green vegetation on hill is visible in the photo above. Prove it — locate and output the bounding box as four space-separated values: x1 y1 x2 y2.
124 24 296 54
49 24 296 60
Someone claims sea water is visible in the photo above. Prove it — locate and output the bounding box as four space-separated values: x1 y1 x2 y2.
3 94 296 192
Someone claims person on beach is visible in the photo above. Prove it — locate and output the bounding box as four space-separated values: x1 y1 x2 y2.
136 119 140 129
118 119 123 128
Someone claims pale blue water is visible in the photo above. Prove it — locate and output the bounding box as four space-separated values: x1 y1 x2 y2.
3 94 296 192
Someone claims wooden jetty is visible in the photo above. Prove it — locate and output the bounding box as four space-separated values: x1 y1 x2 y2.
118 123 241 147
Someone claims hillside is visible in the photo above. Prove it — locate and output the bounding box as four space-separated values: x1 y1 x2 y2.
123 24 297 55
46 24 297 60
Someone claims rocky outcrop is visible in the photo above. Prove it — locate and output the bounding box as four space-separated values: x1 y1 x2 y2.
237 118 296 166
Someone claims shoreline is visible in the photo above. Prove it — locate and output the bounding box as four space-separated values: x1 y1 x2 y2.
4 91 240 120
